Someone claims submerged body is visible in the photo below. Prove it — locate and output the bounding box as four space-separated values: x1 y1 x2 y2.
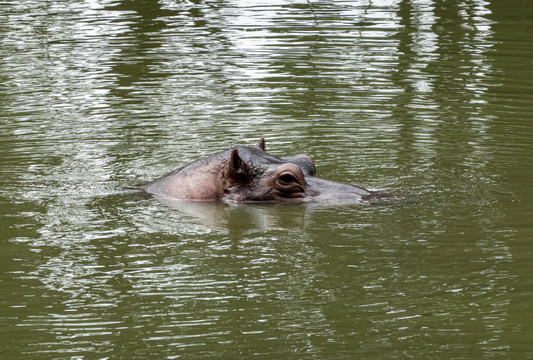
137 137 384 204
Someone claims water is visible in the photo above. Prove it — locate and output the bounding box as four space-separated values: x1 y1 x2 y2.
1 0 532 358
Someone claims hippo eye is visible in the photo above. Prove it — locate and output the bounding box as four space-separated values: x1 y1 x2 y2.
279 174 299 184
276 171 305 195
273 165 305 197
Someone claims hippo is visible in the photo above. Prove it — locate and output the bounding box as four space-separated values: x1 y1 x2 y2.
135 137 386 204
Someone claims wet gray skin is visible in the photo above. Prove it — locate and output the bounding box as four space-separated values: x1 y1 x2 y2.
136 137 383 204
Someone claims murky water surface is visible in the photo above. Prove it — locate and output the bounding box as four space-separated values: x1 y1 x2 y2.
1 0 532 358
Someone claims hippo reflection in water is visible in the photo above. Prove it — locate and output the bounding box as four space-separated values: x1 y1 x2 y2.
135 137 389 204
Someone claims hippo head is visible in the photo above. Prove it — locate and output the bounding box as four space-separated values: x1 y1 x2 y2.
223 147 309 202
138 137 379 204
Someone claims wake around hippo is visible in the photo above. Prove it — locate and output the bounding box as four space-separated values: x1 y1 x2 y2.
135 137 387 204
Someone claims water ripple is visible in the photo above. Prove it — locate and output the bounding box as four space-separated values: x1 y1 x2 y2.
2 0 532 358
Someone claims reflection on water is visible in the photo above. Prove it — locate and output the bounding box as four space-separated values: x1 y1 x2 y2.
154 197 308 232
1 0 533 358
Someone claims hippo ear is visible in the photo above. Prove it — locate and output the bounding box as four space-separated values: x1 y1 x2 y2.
255 136 266 151
224 148 252 185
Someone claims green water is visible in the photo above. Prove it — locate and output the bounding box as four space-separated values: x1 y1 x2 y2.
1 0 532 358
